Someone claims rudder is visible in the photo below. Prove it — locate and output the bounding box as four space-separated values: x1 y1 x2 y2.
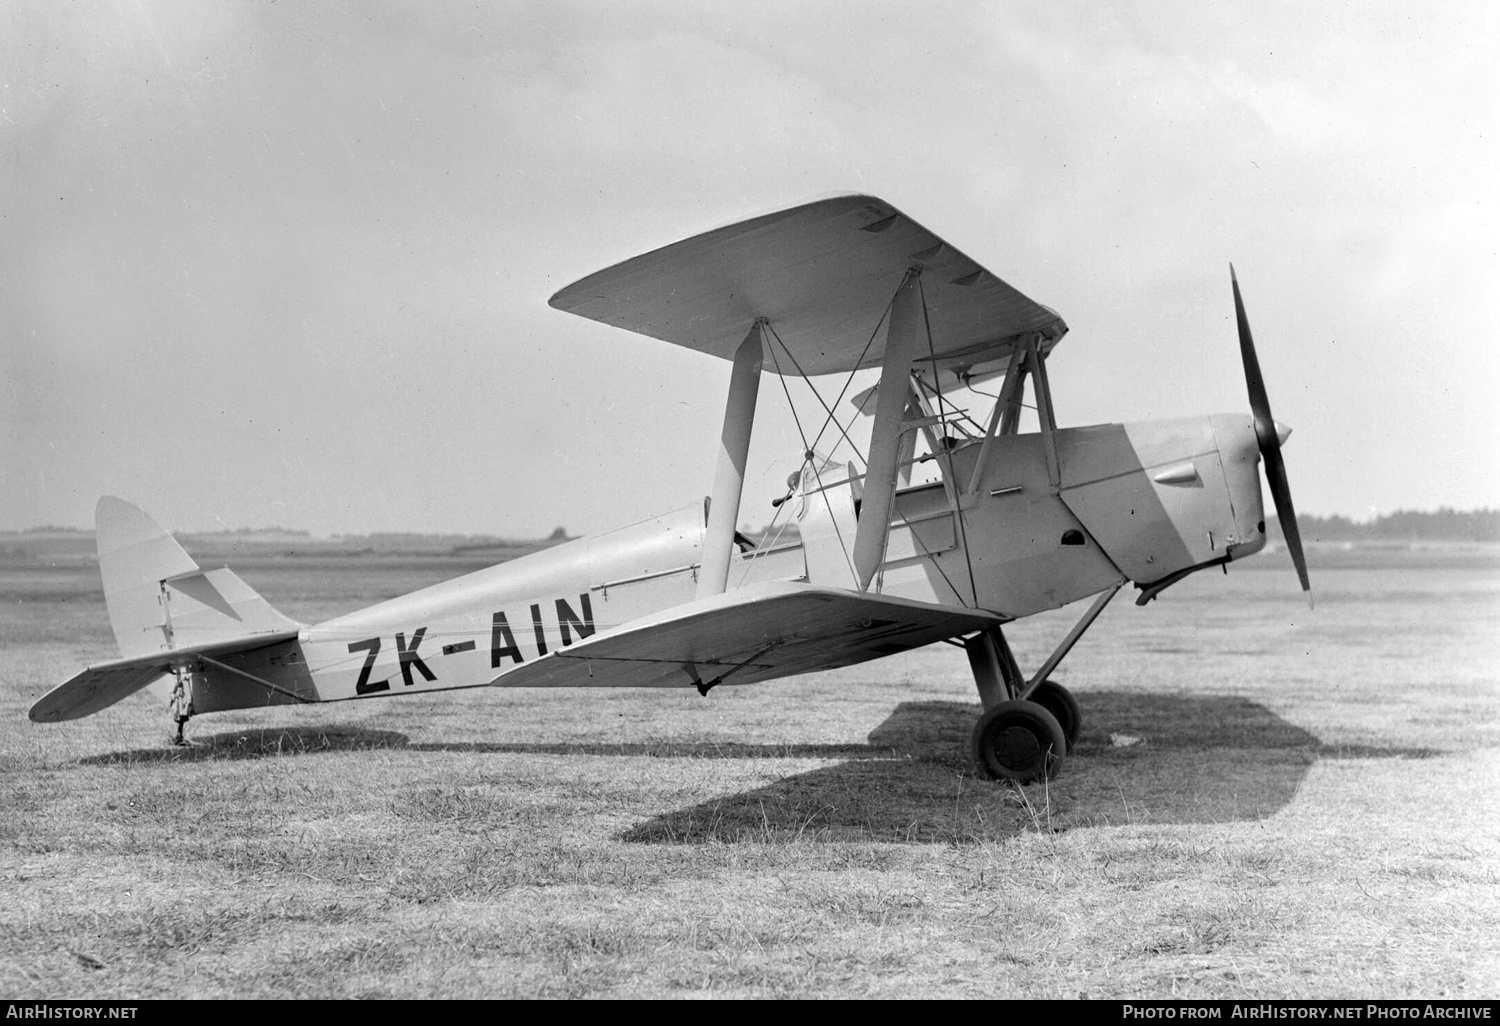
95 496 301 659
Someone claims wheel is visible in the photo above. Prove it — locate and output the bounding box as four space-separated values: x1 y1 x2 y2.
970 700 1067 782
1027 679 1081 751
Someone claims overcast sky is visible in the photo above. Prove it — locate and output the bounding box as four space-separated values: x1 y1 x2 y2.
3 1 1496 537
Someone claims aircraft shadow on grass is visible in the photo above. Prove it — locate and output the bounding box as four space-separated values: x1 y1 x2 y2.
616 694 1445 844
82 692 1441 843
80 725 413 764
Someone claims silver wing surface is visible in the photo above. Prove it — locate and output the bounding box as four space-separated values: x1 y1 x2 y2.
490 582 1000 689
549 194 1065 380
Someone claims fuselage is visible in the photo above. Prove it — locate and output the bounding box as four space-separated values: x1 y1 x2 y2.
186 413 1268 714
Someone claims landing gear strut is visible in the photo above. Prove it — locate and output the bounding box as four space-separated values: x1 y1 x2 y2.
964 585 1119 781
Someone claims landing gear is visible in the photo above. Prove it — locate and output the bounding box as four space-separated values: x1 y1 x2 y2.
1028 679 1081 751
971 700 1066 782
167 666 194 746
963 585 1120 780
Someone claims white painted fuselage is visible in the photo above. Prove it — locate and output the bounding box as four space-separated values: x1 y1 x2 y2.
185 412 1267 715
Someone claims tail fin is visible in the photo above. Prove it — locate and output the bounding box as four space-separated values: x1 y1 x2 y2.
29 499 306 723
96 496 301 658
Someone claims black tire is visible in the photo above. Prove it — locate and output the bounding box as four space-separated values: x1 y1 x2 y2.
1028 679 1081 752
970 700 1067 782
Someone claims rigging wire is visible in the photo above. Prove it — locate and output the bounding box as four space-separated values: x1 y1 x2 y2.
730 454 801 588
764 321 868 473
761 270 909 472
756 271 924 588
764 329 814 466
732 504 795 589
964 381 1038 419
918 275 980 608
884 502 969 606
799 285 894 458
911 373 980 438
763 324 861 585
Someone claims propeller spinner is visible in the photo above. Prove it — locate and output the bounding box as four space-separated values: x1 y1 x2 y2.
1231 265 1313 607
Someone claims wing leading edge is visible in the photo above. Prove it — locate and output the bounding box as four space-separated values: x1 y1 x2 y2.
489 582 1001 690
548 194 1065 380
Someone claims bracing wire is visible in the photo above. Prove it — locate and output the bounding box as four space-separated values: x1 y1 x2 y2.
884 503 969 606
764 321 869 472
965 381 1041 423
732 502 795 588
762 270 908 471
763 328 860 584
917 275 980 608
764 332 814 464
757 273 917 587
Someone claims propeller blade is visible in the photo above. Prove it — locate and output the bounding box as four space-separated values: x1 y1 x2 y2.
1262 437 1312 604
1231 265 1312 607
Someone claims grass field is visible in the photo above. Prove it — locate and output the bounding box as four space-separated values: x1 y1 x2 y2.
2 541 1497 998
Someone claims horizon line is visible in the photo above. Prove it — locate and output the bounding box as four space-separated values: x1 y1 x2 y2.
7 505 1500 540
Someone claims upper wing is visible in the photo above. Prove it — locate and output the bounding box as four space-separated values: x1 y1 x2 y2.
548 194 1065 379
28 629 302 723
489 582 999 689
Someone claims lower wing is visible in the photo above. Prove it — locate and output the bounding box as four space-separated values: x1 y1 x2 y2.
490 583 1000 689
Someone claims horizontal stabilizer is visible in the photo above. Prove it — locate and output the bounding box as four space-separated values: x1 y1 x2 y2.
490 582 999 690
28 629 302 723
549 194 1066 380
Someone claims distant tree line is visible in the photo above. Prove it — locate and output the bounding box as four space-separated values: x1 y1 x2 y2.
17 509 1500 544
1280 508 1500 542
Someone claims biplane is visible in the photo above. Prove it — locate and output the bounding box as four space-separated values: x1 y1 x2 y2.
29 194 1310 782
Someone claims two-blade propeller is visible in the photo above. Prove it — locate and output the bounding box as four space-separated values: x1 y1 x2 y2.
1231 266 1313 608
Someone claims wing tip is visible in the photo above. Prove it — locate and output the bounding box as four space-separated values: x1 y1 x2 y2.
95 494 145 527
